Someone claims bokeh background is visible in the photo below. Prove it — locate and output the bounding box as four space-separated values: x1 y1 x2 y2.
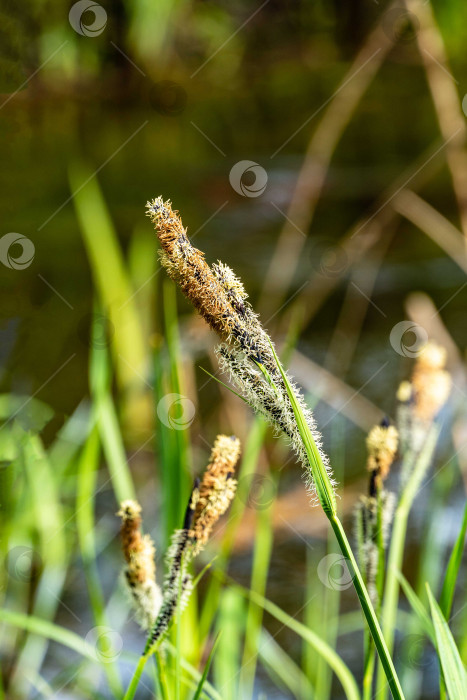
1 0 467 698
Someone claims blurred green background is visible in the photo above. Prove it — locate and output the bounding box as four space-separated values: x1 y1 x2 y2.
1 0 467 698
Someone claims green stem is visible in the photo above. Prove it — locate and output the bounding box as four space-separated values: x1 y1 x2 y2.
363 646 376 700
376 425 440 700
330 516 405 700
363 486 385 700
123 654 150 700
269 340 404 699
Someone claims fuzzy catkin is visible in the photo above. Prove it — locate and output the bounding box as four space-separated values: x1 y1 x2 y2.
145 434 240 650
117 500 162 629
189 434 240 551
396 342 451 455
147 197 334 504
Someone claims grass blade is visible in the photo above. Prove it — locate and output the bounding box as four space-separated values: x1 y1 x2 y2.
228 580 360 700
192 632 221 700
266 339 336 516
427 584 467 700
267 340 404 699
440 500 467 618
258 628 315 699
395 571 434 643
70 162 146 402
0 609 96 661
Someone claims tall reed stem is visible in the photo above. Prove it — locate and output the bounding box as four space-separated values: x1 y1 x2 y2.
123 654 149 700
376 426 440 700
330 515 405 700
270 340 405 700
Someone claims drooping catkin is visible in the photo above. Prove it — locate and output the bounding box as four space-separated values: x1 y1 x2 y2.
366 423 399 491
117 500 162 630
189 434 240 552
146 197 334 504
146 434 240 650
396 341 451 453
355 421 398 606
411 342 451 422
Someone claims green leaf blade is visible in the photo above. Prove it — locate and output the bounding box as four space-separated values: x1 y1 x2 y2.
440 500 467 618
266 340 336 517
427 584 467 700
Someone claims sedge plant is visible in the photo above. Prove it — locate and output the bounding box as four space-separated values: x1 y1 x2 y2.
376 343 452 699
122 434 241 700
144 196 406 699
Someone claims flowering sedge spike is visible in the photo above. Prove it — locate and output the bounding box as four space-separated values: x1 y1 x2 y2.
266 338 336 516
146 528 194 649
145 435 240 650
146 197 335 508
396 380 413 453
146 200 407 700
366 422 399 492
355 420 398 604
411 342 451 422
117 500 162 630
396 342 451 454
355 491 396 605
189 434 240 552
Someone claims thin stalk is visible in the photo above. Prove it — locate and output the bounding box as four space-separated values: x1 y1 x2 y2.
376 425 440 699
239 489 274 698
363 486 385 700
363 642 376 700
269 340 405 699
330 516 405 700
156 650 171 700
175 558 183 700
123 654 150 700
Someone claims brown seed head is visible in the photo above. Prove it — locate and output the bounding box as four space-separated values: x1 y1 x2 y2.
366 425 398 486
117 499 156 585
412 342 451 421
396 380 413 403
189 435 241 550
146 197 241 342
